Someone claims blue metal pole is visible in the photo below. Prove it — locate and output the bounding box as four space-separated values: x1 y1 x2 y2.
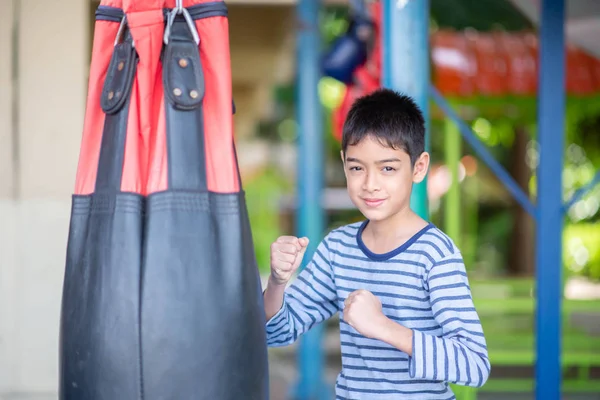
295 0 327 399
536 0 565 399
382 0 430 220
564 171 600 211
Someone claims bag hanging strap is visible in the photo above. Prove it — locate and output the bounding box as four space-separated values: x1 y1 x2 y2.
95 17 138 193
162 1 208 191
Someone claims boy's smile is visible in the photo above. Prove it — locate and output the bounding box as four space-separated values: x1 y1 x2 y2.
342 136 429 223
362 197 386 208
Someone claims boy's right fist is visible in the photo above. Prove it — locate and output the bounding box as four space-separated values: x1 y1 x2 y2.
270 236 309 286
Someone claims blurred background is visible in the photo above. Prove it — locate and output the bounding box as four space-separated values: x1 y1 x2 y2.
0 0 599 399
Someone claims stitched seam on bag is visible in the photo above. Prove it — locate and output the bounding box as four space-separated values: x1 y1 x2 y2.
147 193 241 213
71 194 145 214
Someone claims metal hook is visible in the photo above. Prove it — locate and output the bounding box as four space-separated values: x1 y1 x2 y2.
163 1 200 45
114 16 135 48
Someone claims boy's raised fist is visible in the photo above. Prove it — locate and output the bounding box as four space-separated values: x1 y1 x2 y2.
270 236 309 286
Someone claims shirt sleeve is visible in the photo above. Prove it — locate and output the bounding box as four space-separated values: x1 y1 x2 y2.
265 238 339 347
408 252 491 388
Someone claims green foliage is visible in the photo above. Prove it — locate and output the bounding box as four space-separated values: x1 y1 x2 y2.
320 6 350 46
245 168 293 274
431 0 533 31
564 223 600 281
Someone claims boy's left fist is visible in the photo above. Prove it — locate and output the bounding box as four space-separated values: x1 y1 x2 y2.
343 289 388 339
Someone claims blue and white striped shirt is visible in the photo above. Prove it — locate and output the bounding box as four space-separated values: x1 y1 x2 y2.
266 221 490 399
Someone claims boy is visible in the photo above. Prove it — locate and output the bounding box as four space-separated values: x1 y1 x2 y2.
264 89 490 399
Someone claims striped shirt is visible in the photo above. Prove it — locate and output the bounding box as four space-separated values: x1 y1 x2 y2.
266 221 490 399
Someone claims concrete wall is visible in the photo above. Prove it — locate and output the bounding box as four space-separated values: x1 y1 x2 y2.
0 0 88 398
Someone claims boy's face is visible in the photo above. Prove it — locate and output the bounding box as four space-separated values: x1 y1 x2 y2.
341 136 429 223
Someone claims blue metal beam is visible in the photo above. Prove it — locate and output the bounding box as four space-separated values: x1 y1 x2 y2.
431 87 537 219
382 0 430 220
536 0 565 398
563 171 600 211
295 0 327 399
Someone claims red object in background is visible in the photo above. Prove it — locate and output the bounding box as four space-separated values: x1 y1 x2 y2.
333 66 379 142
332 0 382 141
566 45 596 95
587 53 600 91
469 32 508 96
497 32 538 96
331 0 600 142
366 0 382 80
520 33 540 94
431 30 476 97
333 85 356 142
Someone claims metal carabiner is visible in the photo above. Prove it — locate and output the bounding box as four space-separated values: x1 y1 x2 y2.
163 0 200 45
114 16 135 48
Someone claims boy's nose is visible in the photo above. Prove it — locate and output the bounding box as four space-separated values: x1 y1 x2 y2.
362 172 380 192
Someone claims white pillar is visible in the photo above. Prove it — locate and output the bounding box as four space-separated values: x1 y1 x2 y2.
0 0 89 397
18 0 88 199
0 2 17 396
0 0 14 199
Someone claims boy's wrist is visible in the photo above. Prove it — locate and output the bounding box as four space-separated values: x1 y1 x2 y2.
371 314 393 341
267 273 289 289
378 317 414 355
264 274 288 321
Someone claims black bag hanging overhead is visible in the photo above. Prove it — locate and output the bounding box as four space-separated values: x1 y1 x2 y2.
59 14 143 399
59 0 269 398
140 3 269 399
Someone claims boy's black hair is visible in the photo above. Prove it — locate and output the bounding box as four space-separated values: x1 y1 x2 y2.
341 88 425 166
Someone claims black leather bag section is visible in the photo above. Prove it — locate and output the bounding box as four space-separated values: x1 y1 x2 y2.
140 192 269 400
163 17 205 111
59 194 144 400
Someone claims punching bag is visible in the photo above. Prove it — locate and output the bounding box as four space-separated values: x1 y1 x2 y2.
59 1 269 399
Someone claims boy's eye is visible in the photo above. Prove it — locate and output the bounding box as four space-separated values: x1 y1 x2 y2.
382 166 395 172
349 166 362 171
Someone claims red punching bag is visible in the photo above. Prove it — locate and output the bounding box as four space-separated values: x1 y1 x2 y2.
59 1 269 399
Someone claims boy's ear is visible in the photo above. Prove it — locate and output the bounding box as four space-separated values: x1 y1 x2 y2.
412 152 430 184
